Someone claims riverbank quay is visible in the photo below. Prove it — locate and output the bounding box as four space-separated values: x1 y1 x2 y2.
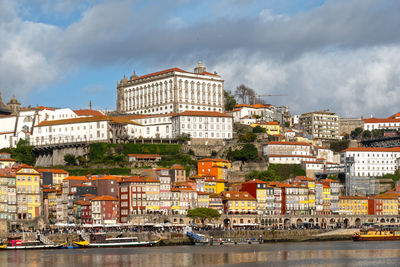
2 229 355 247
199 229 353 243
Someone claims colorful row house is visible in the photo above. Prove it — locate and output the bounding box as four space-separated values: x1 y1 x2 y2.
197 158 231 180
222 191 257 214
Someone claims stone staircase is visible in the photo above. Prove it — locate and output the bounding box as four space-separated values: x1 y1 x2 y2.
40 234 54 245
81 232 90 242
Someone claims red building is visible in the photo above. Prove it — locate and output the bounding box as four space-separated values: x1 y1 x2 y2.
91 195 118 225
75 200 92 224
368 195 398 215
119 176 146 223
97 175 118 198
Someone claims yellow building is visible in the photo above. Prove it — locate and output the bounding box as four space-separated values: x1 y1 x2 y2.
339 196 368 215
297 186 310 215
204 176 227 194
250 121 280 135
143 177 160 213
197 192 210 208
0 154 16 168
292 176 315 212
308 192 315 212
222 191 257 214
171 189 180 215
240 179 270 213
322 185 331 214
368 195 399 215
37 168 69 187
198 158 231 180
0 172 9 220
16 164 41 220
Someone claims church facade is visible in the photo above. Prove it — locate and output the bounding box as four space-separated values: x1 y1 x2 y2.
116 62 224 115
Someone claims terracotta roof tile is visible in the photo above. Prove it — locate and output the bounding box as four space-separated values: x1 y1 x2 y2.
170 164 185 170
132 68 188 80
98 175 117 180
63 176 89 181
222 191 256 200
37 116 141 127
91 195 117 201
73 109 104 117
37 168 68 174
364 118 400 124
198 158 230 163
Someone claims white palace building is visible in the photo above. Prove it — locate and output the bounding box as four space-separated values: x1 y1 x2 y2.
117 62 224 115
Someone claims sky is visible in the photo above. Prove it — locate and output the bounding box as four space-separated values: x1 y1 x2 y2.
1 0 400 117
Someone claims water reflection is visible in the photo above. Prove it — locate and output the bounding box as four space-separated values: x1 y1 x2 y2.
1 241 400 267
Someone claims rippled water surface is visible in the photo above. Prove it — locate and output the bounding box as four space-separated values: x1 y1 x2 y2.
1 241 400 266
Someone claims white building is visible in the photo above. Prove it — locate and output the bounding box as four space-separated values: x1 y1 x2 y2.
171 111 233 140
123 113 173 139
299 110 340 140
232 104 273 123
268 154 317 164
30 116 142 146
117 62 224 115
264 141 338 165
0 106 104 149
341 147 400 177
363 116 400 131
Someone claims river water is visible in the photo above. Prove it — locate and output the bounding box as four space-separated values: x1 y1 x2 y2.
1 241 400 267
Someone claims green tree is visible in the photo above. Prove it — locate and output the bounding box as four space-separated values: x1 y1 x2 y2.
241 144 259 160
363 130 371 139
12 139 35 165
372 129 384 138
76 156 87 166
252 126 266 133
227 144 258 161
0 147 12 154
187 208 221 226
329 140 350 152
382 169 400 188
176 134 191 143
224 90 237 111
350 127 363 139
239 132 257 142
246 164 306 181
343 133 350 140
113 154 127 167
64 154 77 166
211 150 217 157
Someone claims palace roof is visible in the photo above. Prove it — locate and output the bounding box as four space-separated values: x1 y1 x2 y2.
74 109 104 117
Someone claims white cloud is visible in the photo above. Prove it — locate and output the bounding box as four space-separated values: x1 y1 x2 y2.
259 9 289 22
210 46 400 117
0 3 60 103
1 0 400 117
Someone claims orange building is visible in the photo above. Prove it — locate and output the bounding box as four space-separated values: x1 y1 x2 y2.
197 158 231 180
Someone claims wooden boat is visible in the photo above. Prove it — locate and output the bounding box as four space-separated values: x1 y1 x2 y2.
73 233 161 248
0 237 64 250
352 230 400 241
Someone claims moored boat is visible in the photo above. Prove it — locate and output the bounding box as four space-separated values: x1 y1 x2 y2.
73 233 160 248
0 237 64 250
352 230 400 241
